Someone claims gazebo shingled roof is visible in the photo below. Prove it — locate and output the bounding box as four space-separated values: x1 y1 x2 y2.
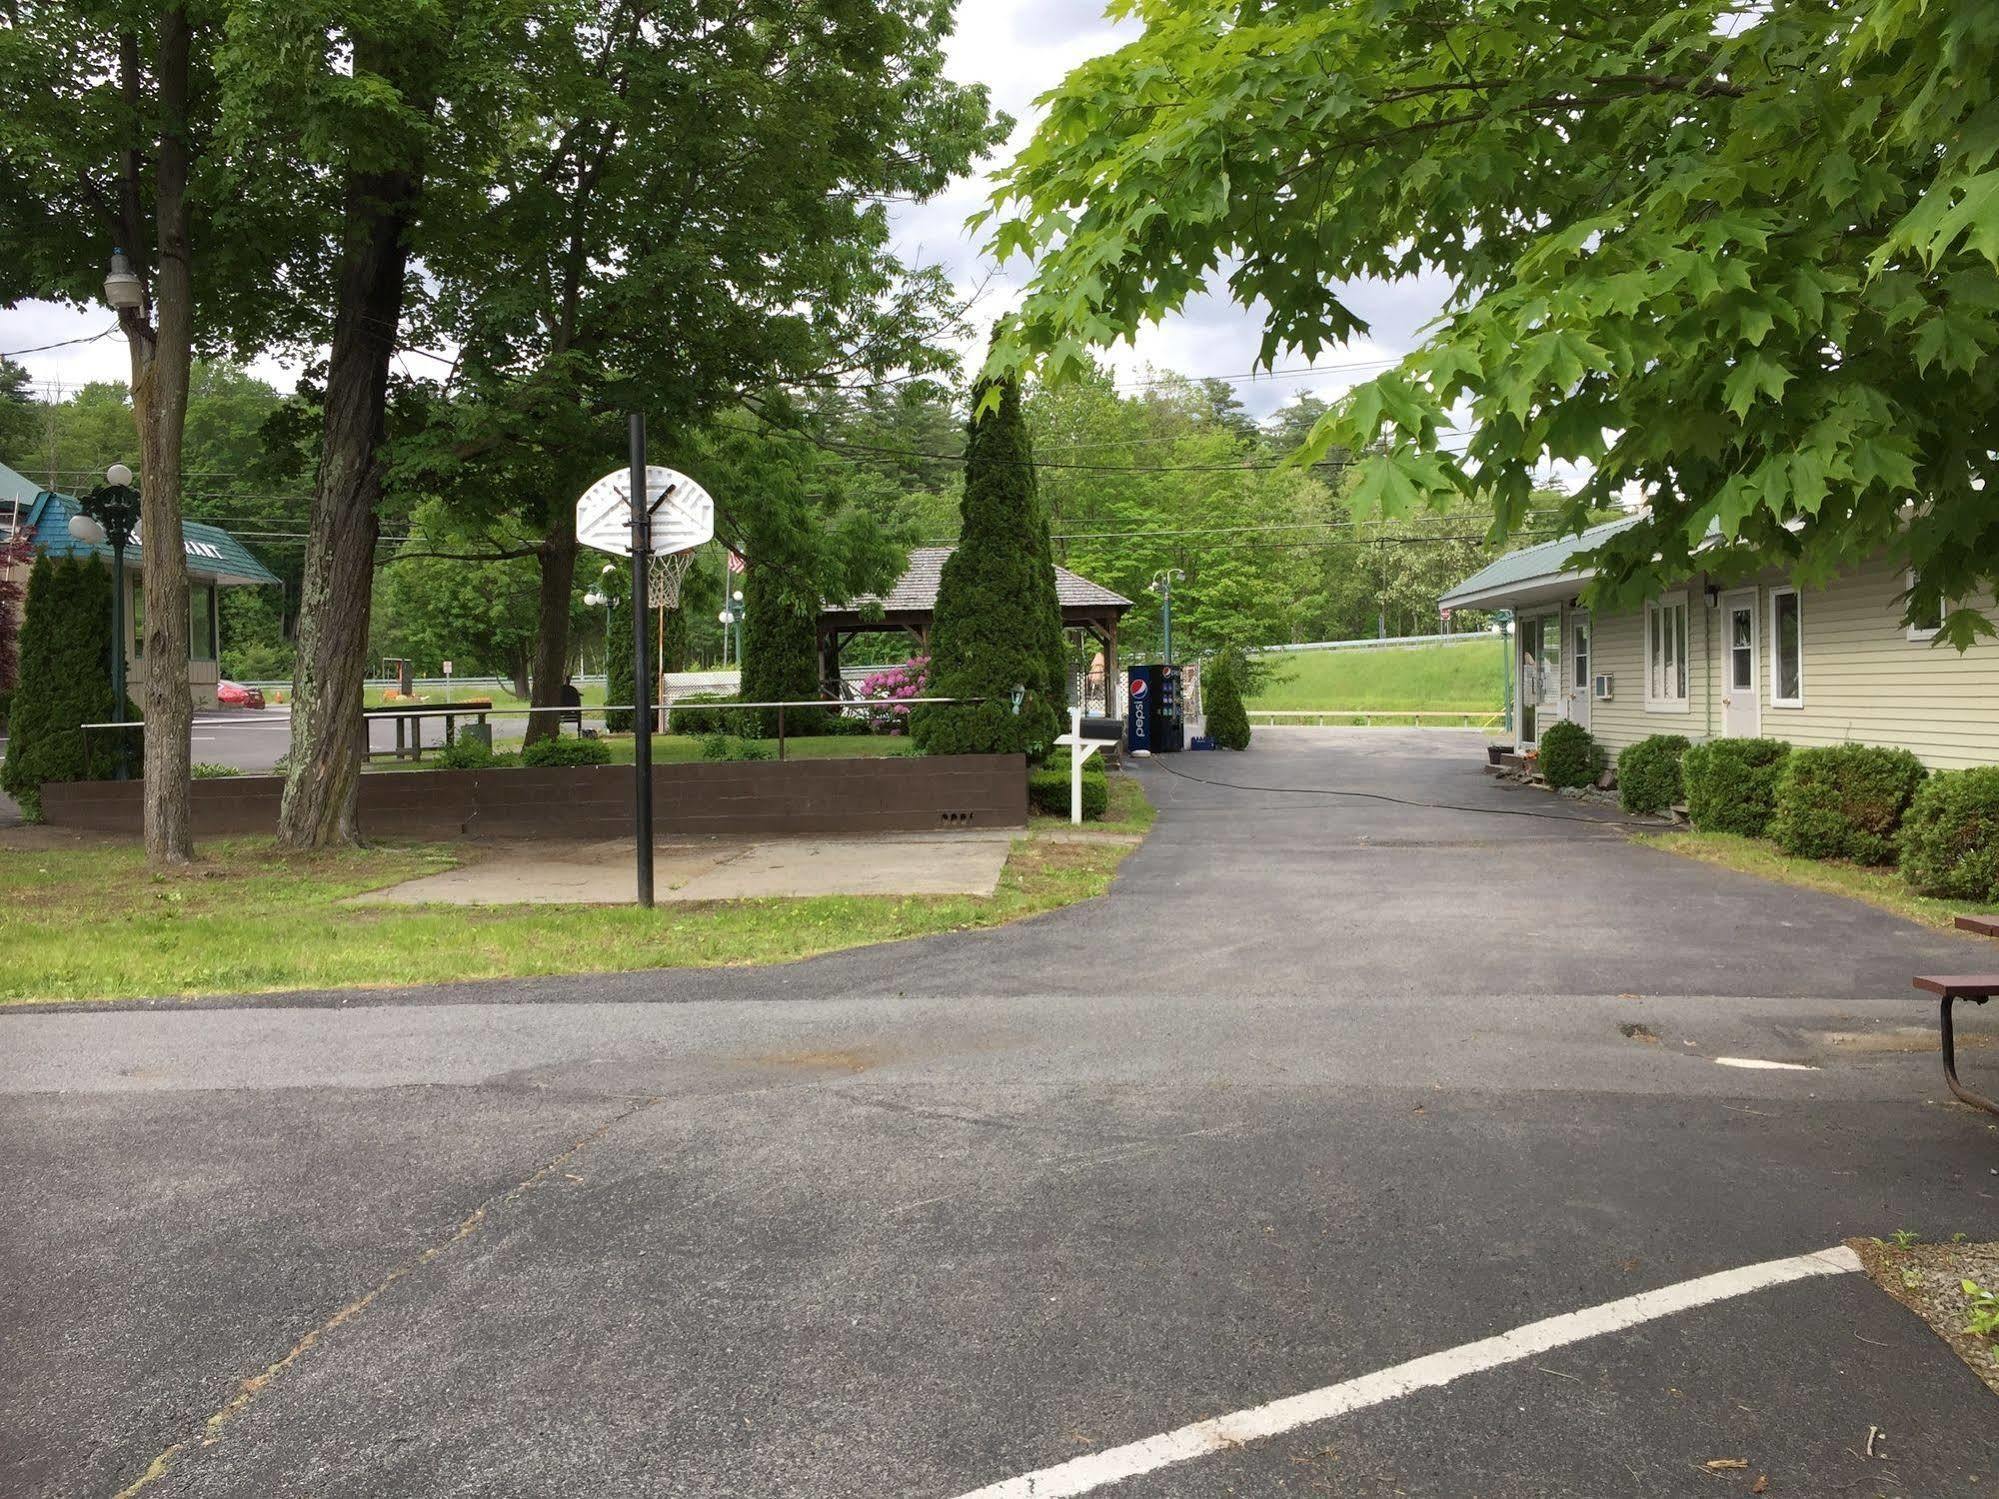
815 545 1132 706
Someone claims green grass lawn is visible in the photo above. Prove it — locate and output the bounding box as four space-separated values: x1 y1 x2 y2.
1248 639 1505 713
1633 830 1999 931
361 681 609 710
364 732 917 771
0 833 1135 1003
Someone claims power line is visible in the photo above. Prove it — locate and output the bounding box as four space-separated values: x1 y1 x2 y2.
1 325 119 358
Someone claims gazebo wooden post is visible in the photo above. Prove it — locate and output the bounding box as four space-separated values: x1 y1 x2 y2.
1102 613 1119 718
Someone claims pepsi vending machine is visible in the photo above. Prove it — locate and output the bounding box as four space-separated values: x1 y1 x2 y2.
1126 665 1186 754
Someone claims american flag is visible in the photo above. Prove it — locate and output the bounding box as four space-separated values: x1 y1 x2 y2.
727 550 745 574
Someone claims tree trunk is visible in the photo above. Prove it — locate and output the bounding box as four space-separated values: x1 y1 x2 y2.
522 507 578 746
116 14 197 868
278 86 426 847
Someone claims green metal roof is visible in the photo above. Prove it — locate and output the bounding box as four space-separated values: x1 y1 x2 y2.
1439 513 1644 609
10 473 281 588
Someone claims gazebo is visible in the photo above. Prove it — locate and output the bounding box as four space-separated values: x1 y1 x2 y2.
817 546 1133 711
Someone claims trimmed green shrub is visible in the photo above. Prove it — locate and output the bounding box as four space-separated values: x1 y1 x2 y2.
821 712 873 736
667 691 755 736
1682 737 1791 836
1769 743 1927 864
912 373 1067 761
190 762 242 778
436 734 499 770
1204 654 1251 750
740 571 827 737
698 733 772 763
1029 766 1107 820
519 734 612 768
1617 734 1691 815
1 554 121 818
1899 767 1999 902
1537 718 1599 790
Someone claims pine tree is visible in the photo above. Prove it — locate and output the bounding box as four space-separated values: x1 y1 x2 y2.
741 567 827 736
1 555 120 817
912 376 1067 759
1203 651 1252 751
603 588 634 733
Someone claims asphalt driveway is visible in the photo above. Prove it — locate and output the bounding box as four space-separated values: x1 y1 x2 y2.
4 729 1995 1497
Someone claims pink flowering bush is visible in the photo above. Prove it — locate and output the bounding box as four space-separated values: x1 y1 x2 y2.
856 655 930 733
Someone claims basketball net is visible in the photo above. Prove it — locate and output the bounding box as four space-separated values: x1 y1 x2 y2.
648 547 696 611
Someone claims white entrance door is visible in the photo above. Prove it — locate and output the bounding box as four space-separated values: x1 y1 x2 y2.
1518 612 1561 744
1720 588 1761 737
1565 611 1592 733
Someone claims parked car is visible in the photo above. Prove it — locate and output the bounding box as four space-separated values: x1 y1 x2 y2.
216 680 266 710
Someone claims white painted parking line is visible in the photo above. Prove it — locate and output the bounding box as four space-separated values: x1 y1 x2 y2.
1714 1057 1819 1072
947 1245 1861 1499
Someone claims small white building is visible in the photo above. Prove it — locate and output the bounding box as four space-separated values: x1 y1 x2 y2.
2 461 281 709
1441 517 1998 770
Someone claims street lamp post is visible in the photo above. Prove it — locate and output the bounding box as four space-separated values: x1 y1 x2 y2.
1149 568 1185 664
69 463 141 778
717 590 746 670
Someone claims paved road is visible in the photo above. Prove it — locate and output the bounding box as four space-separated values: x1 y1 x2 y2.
4 729 1996 1497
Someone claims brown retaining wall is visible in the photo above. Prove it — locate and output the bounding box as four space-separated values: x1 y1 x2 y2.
37 754 1027 840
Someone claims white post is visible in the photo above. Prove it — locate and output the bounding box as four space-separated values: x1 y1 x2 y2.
1071 706 1084 826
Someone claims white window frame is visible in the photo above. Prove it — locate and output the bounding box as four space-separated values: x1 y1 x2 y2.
1644 592 1691 714
1905 567 1943 642
1769 586 1804 708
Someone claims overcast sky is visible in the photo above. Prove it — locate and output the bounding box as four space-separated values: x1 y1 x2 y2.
1 1 1452 424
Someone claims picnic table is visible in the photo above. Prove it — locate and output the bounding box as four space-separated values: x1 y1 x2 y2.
1913 910 1999 1117
363 701 494 762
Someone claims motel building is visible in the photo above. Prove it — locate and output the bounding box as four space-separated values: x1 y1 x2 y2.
2 460 280 710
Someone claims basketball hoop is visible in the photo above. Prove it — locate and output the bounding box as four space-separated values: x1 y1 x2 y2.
649 547 697 610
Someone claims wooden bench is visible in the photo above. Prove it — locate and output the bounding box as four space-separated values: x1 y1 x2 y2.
1955 914 1999 940
1911 975 1999 1117
364 703 493 762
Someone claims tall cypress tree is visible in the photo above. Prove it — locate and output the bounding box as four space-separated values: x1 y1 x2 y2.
1 555 120 817
603 588 634 734
912 376 1067 759
741 566 827 737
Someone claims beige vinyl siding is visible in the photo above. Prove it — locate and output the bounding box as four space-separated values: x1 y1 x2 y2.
1548 556 1996 770
1753 557 1997 770
1580 600 1690 756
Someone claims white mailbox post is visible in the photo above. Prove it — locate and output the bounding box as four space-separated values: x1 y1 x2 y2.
1052 706 1120 826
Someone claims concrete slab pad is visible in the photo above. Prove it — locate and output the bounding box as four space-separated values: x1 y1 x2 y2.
666 833 1010 901
347 831 1013 906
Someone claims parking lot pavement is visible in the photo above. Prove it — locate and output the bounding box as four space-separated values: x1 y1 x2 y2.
3 727 1994 1497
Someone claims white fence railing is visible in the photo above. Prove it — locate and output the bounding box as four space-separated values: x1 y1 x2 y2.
1257 630 1501 654
1246 708 1504 729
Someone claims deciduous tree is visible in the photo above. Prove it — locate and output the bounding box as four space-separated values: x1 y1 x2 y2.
986 0 1999 643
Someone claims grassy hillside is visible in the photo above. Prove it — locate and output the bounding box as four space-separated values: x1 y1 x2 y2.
1247 638 1504 712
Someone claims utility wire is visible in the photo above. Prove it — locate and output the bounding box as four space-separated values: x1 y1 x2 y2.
1 325 119 358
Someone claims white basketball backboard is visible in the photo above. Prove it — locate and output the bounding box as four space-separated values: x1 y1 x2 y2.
576 466 715 557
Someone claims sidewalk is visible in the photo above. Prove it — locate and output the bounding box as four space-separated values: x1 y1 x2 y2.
348 830 1017 906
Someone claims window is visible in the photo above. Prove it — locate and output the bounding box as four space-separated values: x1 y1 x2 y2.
1729 603 1754 691
1645 594 1689 711
1906 568 1944 641
1770 588 1803 706
1572 617 1591 691
189 581 217 662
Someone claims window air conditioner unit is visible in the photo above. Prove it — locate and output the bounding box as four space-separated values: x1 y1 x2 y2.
1592 673 1614 701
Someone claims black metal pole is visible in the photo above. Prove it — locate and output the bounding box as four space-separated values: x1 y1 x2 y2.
629 414 654 908
110 538 128 780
